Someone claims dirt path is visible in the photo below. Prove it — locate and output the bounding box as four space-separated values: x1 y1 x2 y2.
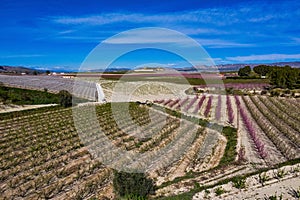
219 95 228 125
193 164 300 200
222 176 300 200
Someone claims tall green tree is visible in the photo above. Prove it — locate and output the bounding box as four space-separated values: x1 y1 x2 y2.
269 65 300 89
238 66 251 77
253 65 271 76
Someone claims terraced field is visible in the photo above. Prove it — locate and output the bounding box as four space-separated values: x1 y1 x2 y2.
153 95 300 198
0 102 229 199
0 75 299 199
154 95 300 168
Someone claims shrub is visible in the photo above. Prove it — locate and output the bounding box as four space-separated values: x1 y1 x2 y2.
289 186 300 198
113 170 154 199
58 90 72 107
232 176 246 189
238 66 251 77
215 187 226 196
270 89 280 97
226 87 234 95
259 172 269 186
261 90 267 95
193 182 201 190
264 192 283 200
275 169 285 179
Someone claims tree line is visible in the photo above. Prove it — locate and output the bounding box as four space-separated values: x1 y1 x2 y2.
238 65 300 89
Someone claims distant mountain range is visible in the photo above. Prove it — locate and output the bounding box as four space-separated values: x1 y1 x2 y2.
215 61 300 72
0 66 43 74
178 61 300 72
1 61 300 74
87 68 131 72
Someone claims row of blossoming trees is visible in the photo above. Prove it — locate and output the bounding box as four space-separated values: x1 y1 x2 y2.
154 93 300 163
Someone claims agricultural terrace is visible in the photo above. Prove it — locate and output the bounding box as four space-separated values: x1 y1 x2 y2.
0 101 236 199
153 94 300 198
1 93 299 199
0 74 299 199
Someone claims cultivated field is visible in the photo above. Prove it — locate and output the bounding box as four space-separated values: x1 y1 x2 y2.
0 102 229 199
154 95 300 165
0 75 97 101
0 75 299 199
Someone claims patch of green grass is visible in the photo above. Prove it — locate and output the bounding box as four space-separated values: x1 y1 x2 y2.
0 85 88 106
224 77 269 83
215 186 226 196
0 86 60 105
218 126 237 167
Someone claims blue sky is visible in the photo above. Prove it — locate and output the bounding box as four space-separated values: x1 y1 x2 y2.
0 0 300 71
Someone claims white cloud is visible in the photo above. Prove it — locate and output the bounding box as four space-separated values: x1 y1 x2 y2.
102 28 195 44
100 28 252 48
196 39 254 48
167 63 176 66
58 30 76 35
47 1 300 48
51 12 198 26
58 36 104 41
51 11 225 26
50 12 211 26
226 54 300 62
50 3 298 27
248 15 277 22
179 28 231 35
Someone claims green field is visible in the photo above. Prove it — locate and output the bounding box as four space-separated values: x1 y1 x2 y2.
0 86 60 105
